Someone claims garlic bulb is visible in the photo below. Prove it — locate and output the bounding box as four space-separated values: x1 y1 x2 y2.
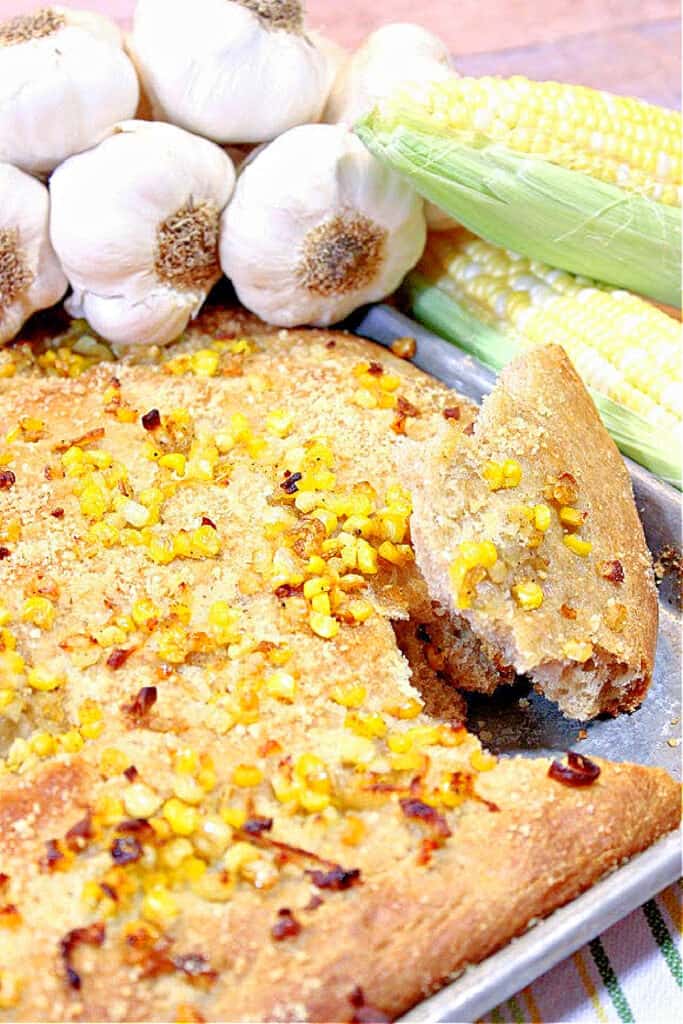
220 124 426 326
0 6 139 176
0 163 67 344
323 23 454 126
50 121 235 350
308 30 348 108
130 0 328 144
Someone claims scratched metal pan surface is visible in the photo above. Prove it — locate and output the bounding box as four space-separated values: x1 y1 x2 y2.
349 304 682 1024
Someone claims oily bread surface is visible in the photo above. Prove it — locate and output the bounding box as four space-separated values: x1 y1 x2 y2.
405 345 657 719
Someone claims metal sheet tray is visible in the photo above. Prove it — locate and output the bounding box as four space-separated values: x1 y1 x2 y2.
350 304 682 1023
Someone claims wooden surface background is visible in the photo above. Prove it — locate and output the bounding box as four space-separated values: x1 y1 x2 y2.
2 0 681 108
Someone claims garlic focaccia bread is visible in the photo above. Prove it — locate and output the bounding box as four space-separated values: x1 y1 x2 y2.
0 315 678 1022
406 344 657 720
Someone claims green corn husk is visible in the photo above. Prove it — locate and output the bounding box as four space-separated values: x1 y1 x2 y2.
404 270 682 488
355 117 682 308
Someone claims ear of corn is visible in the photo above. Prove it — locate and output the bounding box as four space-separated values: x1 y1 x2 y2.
405 228 682 487
355 76 682 307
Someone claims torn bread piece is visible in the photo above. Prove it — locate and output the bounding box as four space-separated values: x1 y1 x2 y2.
406 344 657 720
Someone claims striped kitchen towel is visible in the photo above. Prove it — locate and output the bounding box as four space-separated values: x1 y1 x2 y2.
485 881 682 1023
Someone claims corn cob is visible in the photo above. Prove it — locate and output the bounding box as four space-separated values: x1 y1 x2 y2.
406 228 682 485
355 76 682 306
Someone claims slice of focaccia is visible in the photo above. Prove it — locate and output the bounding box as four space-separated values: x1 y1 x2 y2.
406 344 658 720
0 315 678 1023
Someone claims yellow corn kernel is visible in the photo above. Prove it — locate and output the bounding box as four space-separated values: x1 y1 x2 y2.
220 805 247 829
21 595 55 630
310 592 331 616
158 453 187 476
100 747 130 778
309 610 339 639
345 598 373 623
460 540 498 569
224 841 259 875
303 576 331 600
163 797 200 836
0 629 17 652
159 837 194 869
299 788 331 813
511 581 544 610
0 604 10 627
123 782 162 819
376 511 408 543
405 724 441 748
356 538 378 574
0 689 16 710
95 795 125 826
19 416 45 440
533 504 552 532
190 524 221 558
384 697 423 720
30 731 57 757
387 732 411 754
83 449 112 470
191 349 220 377
173 774 206 805
60 729 84 753
329 683 366 709
345 711 387 739
131 598 160 629
265 670 297 703
389 751 425 773
79 483 109 520
563 534 593 557
61 445 84 469
174 748 199 775
116 407 137 423
265 409 294 437
341 814 366 845
482 460 504 490
26 666 64 692
0 969 22 1009
563 639 594 662
559 506 585 530
470 749 497 772
377 540 413 565
232 764 263 787
142 886 178 926
338 733 375 766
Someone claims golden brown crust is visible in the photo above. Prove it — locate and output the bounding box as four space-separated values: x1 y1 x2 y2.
0 317 677 1023
406 344 658 720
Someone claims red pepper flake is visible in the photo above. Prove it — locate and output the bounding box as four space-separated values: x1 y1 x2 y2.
65 812 94 852
141 408 161 431
115 818 156 840
599 559 625 584
0 873 9 892
0 547 10 560
106 646 135 670
50 507 65 518
172 953 217 987
111 836 143 865
243 816 273 836
306 866 361 891
40 839 66 872
274 582 303 599
271 908 301 941
560 604 577 620
443 406 461 421
60 922 105 990
325 339 336 349
123 764 139 782
367 362 384 376
0 904 22 928
548 751 601 787
349 986 392 1023
399 798 452 839
123 685 157 718
201 516 217 529
280 471 302 494
0 470 16 490
396 395 420 418
463 422 475 435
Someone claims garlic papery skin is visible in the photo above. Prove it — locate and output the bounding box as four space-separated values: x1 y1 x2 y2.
130 0 328 144
49 121 235 350
220 124 426 327
323 23 455 127
0 6 139 176
0 162 67 345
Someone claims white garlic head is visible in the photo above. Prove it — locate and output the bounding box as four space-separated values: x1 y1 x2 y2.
50 121 235 350
130 0 328 144
220 124 426 326
0 6 139 176
0 162 67 345
324 22 454 126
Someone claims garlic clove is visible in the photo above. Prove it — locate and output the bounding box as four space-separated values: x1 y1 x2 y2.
323 22 456 127
308 29 348 109
0 162 67 345
50 120 235 349
131 0 329 144
0 5 139 176
220 123 426 327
